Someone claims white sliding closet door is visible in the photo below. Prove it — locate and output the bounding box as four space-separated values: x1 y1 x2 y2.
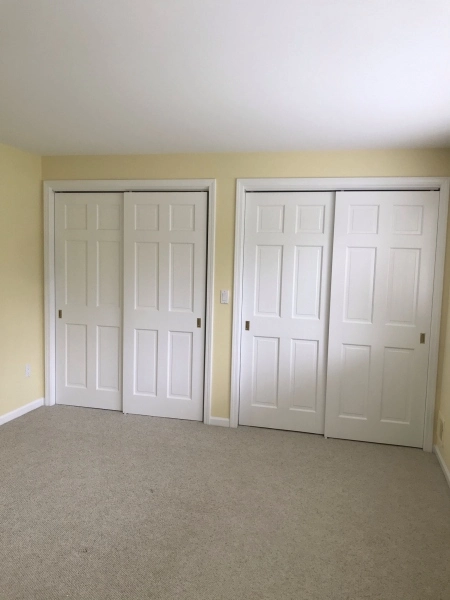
325 191 439 447
123 192 207 420
55 193 123 410
239 192 334 433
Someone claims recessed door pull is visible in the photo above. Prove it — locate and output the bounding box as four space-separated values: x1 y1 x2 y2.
197 318 201 328
58 310 62 319
420 333 425 344
245 321 250 331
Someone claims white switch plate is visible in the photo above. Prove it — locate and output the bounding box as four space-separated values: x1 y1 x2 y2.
25 364 31 378
220 290 229 304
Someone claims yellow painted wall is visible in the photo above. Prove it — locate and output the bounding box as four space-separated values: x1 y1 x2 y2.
42 149 450 467
0 143 43 417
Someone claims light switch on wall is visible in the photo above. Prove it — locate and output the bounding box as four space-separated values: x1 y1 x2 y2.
220 290 229 304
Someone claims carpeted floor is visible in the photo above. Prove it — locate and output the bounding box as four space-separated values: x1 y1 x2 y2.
1 406 449 600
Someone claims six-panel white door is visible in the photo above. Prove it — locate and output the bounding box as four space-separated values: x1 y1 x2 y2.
55 193 123 410
239 192 334 433
122 192 207 420
325 191 439 447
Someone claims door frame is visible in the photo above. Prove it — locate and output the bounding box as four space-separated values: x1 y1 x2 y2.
44 179 216 424
230 177 450 451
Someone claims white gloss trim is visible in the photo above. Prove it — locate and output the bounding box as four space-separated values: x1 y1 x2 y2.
208 417 230 427
0 398 44 427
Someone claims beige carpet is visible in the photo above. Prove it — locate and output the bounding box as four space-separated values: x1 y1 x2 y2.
1 406 449 600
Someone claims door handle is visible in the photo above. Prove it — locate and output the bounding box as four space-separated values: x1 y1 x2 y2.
420 333 425 344
197 318 201 328
58 310 62 319
245 321 250 331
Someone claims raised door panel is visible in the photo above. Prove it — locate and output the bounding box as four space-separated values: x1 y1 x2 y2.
170 204 195 231
66 324 87 388
134 329 158 396
168 332 193 399
344 247 376 323
97 326 120 391
296 205 325 233
257 205 285 233
392 205 423 235
348 205 379 234
65 241 88 306
293 246 322 319
169 243 194 312
65 204 88 231
290 340 318 411
135 204 159 230
387 249 420 326
339 344 370 419
254 246 283 317
97 241 121 307
380 348 413 423
251 337 279 407
97 205 121 231
135 242 159 309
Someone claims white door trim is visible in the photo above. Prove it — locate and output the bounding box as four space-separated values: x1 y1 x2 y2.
0 398 44 427
231 177 450 452
44 179 216 424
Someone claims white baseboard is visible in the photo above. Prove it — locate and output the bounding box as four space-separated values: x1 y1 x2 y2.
0 397 44 427
434 445 450 489
209 416 230 428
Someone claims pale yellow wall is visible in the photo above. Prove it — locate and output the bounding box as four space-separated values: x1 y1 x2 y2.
0 143 43 417
42 149 450 465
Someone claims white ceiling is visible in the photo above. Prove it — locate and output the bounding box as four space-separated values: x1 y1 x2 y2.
1 0 449 155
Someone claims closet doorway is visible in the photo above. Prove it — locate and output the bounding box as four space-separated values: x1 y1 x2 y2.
46 180 216 424
231 178 449 450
